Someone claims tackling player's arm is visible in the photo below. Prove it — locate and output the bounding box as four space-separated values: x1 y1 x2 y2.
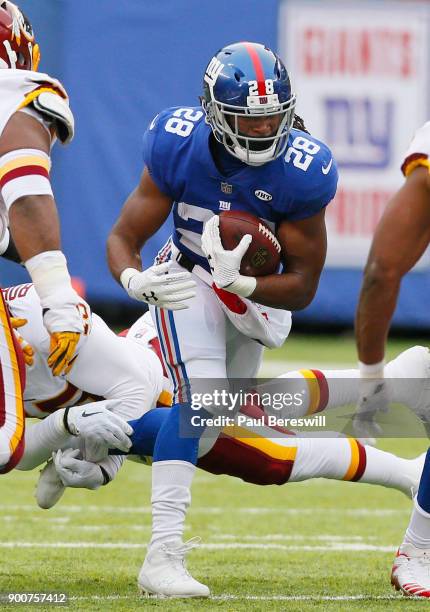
0 112 61 259
0 110 91 377
251 209 327 310
107 168 196 310
355 166 430 365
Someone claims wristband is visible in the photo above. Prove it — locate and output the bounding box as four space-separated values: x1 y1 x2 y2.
25 250 72 301
358 359 385 379
63 406 77 436
2 233 22 264
0 227 9 255
100 466 111 486
120 267 139 291
223 274 257 298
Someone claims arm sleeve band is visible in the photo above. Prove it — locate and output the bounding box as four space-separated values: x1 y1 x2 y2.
0 148 53 210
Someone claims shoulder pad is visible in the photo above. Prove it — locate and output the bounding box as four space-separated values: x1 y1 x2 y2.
32 92 74 145
401 122 430 176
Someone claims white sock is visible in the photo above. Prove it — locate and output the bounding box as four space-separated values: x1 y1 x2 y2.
16 409 72 471
290 436 417 496
277 368 359 417
290 435 352 481
361 445 419 496
150 460 196 549
405 497 430 548
320 369 359 409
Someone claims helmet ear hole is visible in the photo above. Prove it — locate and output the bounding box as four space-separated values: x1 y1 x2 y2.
235 68 245 81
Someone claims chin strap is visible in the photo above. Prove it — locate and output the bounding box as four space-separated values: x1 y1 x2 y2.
231 142 277 166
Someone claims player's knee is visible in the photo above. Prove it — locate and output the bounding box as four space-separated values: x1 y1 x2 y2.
0 431 12 471
199 438 292 485
0 432 25 474
364 259 400 288
245 457 291 486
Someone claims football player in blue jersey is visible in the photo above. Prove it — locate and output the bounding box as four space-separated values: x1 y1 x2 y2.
107 41 338 597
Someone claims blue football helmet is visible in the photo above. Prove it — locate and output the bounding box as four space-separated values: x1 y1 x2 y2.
202 41 296 166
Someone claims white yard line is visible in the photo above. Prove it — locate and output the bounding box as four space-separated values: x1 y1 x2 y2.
0 504 410 516
0 541 396 552
69 593 402 602
24 529 374 541
203 543 395 551
212 594 401 601
211 534 375 541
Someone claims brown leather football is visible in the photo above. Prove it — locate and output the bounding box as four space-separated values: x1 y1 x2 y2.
218 210 281 276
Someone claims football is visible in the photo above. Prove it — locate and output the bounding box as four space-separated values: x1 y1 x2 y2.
219 210 282 276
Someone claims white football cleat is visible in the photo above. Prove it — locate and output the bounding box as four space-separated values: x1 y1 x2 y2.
35 458 65 509
386 346 430 379
391 542 430 597
138 537 210 598
386 346 430 417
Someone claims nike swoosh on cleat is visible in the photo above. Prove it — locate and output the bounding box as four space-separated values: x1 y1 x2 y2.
82 411 103 418
322 159 333 174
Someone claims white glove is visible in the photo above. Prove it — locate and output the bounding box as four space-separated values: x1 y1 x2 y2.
64 399 133 456
201 216 256 297
41 286 91 334
25 251 92 377
353 361 388 446
54 449 104 490
42 288 92 376
120 261 196 310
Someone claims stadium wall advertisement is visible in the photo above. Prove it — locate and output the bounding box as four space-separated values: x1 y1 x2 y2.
1 0 430 327
279 0 430 268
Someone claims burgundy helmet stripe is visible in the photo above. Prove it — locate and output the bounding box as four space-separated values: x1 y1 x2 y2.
243 42 266 95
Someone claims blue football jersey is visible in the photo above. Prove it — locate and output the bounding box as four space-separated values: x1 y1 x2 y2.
143 106 338 271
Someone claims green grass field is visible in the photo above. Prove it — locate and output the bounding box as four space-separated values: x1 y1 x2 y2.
265 331 430 365
1 333 429 611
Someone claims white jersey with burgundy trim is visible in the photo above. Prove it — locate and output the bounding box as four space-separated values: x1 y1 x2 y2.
401 121 430 177
0 69 69 137
0 69 72 236
3 284 163 421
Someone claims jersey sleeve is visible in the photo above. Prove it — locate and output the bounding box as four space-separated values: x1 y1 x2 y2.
284 136 338 222
401 122 430 177
142 108 178 199
19 73 73 145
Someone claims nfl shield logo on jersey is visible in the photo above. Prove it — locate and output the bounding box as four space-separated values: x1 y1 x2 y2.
221 182 232 194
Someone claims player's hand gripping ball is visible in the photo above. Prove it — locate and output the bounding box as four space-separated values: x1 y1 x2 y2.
219 210 281 276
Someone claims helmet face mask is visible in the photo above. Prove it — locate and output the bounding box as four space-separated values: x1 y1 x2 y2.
203 42 296 166
0 1 40 71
